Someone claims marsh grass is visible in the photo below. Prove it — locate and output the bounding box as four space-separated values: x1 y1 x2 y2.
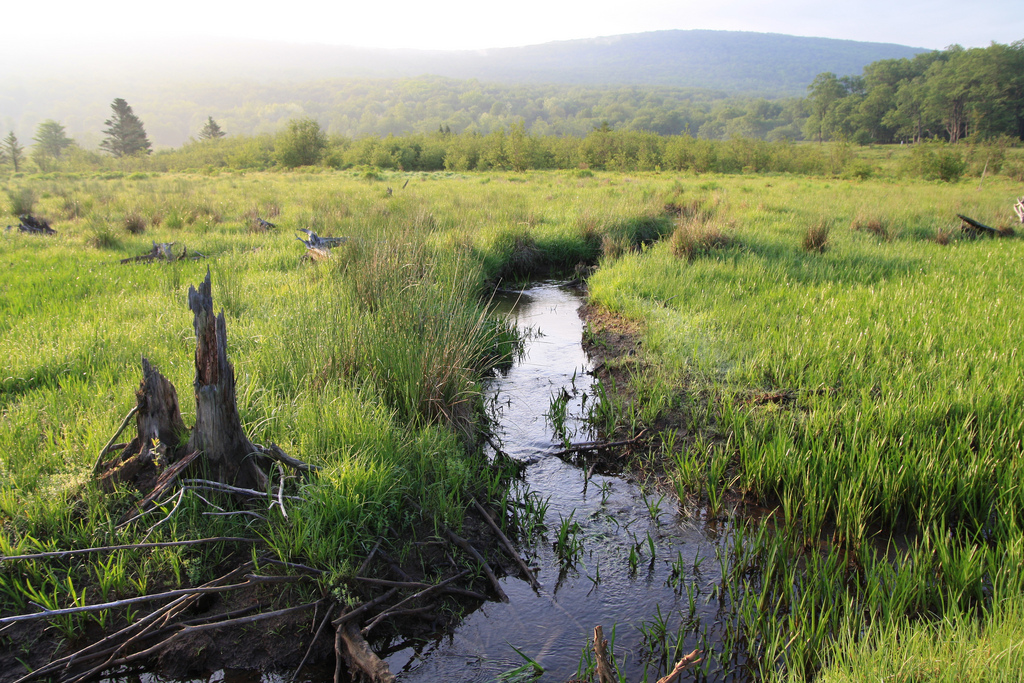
670 215 733 260
0 170 675 646
801 220 831 253
587 172 1024 679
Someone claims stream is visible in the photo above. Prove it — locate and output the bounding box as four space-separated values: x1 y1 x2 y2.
386 282 733 682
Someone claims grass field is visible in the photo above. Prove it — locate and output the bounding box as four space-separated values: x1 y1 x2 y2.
2 162 1024 679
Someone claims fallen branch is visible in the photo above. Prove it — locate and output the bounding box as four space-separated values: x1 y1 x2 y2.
406 499 508 602
338 621 397 683
12 215 56 235
296 229 348 250
292 603 335 682
179 478 303 500
548 433 644 458
332 588 399 627
0 574 303 625
472 498 541 591
1015 197 1024 224
958 213 999 236
92 404 141 475
655 649 703 683
0 536 259 562
259 442 320 474
361 571 469 635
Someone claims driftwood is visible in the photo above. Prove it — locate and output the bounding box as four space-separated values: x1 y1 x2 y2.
958 213 999 237
7 214 56 234
296 228 347 250
336 620 396 683
654 649 703 683
120 241 204 264
548 434 644 459
593 625 617 683
1015 197 1024 224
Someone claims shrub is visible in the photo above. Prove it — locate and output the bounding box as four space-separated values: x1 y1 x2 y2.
7 187 36 215
87 216 120 249
802 221 831 253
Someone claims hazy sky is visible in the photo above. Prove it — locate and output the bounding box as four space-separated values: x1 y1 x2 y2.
9 0 1022 51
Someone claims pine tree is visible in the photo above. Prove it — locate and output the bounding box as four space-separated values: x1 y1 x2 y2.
198 116 226 141
2 132 24 172
100 98 152 157
32 120 74 170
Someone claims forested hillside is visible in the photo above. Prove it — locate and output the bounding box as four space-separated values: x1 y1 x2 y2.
0 30 922 148
804 42 1024 144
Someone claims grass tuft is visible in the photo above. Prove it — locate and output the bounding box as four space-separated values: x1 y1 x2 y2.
802 221 831 253
123 210 146 234
670 216 733 260
7 187 37 215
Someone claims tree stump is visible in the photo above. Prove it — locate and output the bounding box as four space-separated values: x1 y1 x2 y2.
97 269 295 497
186 271 268 490
97 359 189 493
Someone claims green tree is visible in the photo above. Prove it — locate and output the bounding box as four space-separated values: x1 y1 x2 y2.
804 73 847 143
32 120 74 170
100 98 152 157
3 132 24 172
198 116 226 141
275 118 327 167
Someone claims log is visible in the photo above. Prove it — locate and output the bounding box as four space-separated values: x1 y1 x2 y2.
958 213 998 237
14 214 56 235
337 620 397 683
186 269 269 491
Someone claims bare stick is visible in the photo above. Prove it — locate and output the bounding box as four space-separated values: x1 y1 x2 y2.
332 588 399 627
405 499 508 602
142 486 186 539
472 498 540 591
180 478 303 500
548 434 642 458
0 575 301 625
655 649 703 683
357 539 381 576
292 603 335 682
361 571 469 635
261 556 325 575
92 404 140 474
594 625 617 683
0 536 259 562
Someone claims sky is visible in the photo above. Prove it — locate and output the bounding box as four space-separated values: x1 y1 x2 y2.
8 0 1022 52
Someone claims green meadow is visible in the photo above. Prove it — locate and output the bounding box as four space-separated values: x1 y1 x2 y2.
2 160 1024 680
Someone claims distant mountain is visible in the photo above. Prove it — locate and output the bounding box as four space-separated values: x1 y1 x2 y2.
0 30 928 147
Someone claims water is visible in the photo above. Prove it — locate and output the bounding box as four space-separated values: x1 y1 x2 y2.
388 282 729 682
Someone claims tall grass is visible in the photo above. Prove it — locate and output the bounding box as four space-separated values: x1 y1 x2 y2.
587 172 1024 678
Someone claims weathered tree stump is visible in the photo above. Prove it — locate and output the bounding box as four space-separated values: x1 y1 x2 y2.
97 359 189 492
96 269 312 499
186 272 268 490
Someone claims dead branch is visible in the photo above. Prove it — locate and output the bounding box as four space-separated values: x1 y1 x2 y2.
259 441 320 474
332 589 399 627
360 571 469 635
296 228 348 250
292 603 335 682
548 434 643 458
593 625 617 683
406 499 508 602
655 649 703 683
92 404 140 474
337 620 397 683
0 536 259 562
472 498 541 591
1015 197 1024 224
179 478 303 500
0 574 304 625
12 562 255 683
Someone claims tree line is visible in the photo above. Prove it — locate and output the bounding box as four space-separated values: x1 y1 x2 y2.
1 40 1021 177
805 41 1024 144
